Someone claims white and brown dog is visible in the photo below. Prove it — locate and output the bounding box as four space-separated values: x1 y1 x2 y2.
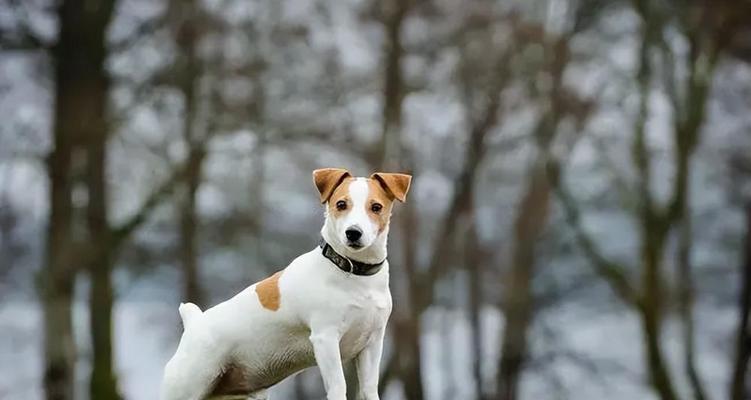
160 168 411 400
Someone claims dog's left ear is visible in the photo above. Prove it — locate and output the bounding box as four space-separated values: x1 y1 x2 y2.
313 168 352 203
371 172 412 202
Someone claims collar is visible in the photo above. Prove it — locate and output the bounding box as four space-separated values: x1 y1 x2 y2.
319 239 385 276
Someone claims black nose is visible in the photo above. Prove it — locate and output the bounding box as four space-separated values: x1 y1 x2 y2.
345 227 362 242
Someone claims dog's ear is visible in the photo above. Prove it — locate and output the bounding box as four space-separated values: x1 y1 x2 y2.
313 168 352 203
370 172 412 202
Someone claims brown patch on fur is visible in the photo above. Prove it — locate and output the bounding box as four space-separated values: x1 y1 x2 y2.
211 364 252 396
326 177 355 217
313 168 351 203
366 178 395 233
256 271 282 311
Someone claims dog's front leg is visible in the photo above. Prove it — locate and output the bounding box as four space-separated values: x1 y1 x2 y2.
310 328 347 400
355 327 385 400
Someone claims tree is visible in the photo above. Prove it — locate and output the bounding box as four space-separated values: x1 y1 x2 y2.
23 2 196 397
169 0 208 307
551 1 746 399
81 1 120 396
369 0 424 398
496 3 600 396
42 1 117 399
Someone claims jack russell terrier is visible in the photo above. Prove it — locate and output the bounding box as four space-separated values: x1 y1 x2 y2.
160 168 411 400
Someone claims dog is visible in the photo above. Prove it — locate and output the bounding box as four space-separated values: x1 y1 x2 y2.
160 168 411 400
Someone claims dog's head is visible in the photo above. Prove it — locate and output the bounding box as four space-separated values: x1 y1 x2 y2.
314 168 411 253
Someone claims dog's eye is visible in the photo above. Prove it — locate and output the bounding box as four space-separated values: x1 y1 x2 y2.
371 203 383 213
336 200 347 210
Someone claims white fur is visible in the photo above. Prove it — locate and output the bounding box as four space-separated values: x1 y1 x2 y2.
161 177 392 400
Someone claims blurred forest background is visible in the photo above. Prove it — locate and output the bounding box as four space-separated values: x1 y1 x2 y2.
1 0 751 399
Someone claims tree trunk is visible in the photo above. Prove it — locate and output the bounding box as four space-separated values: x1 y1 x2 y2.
466 221 484 399
640 231 678 400
87 136 120 400
176 0 205 306
496 31 568 395
641 305 678 400
371 0 421 397
43 1 116 398
497 163 552 400
677 198 707 400
375 0 407 169
77 1 118 397
397 200 425 400
43 59 75 399
42 277 75 400
180 143 205 305
731 204 751 400
631 12 679 400
42 148 75 400
395 317 425 400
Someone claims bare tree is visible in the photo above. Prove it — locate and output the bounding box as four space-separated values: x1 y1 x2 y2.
41 2 117 399
551 2 745 399
28 2 196 397
166 0 208 307
496 17 596 396
676 195 706 400
82 2 121 395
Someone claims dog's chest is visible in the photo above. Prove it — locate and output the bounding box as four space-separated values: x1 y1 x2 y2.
292 256 392 337
337 286 391 358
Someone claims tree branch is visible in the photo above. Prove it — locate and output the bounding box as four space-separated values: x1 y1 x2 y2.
109 161 188 251
0 22 47 51
0 27 49 51
419 31 516 300
677 213 709 400
630 10 657 230
660 37 718 228
548 161 640 307
0 0 52 51
109 15 166 54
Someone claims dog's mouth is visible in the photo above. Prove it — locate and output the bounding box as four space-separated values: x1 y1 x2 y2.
346 241 364 249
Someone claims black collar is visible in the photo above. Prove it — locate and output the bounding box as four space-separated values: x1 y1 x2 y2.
319 239 385 276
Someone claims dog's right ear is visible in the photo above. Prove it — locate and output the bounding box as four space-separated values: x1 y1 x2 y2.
313 168 352 204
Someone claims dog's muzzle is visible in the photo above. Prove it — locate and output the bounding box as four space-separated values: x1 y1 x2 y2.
345 226 363 247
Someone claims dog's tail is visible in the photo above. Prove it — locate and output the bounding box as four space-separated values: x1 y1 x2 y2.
178 302 202 330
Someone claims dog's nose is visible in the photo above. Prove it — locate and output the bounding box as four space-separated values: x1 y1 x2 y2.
345 227 362 242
